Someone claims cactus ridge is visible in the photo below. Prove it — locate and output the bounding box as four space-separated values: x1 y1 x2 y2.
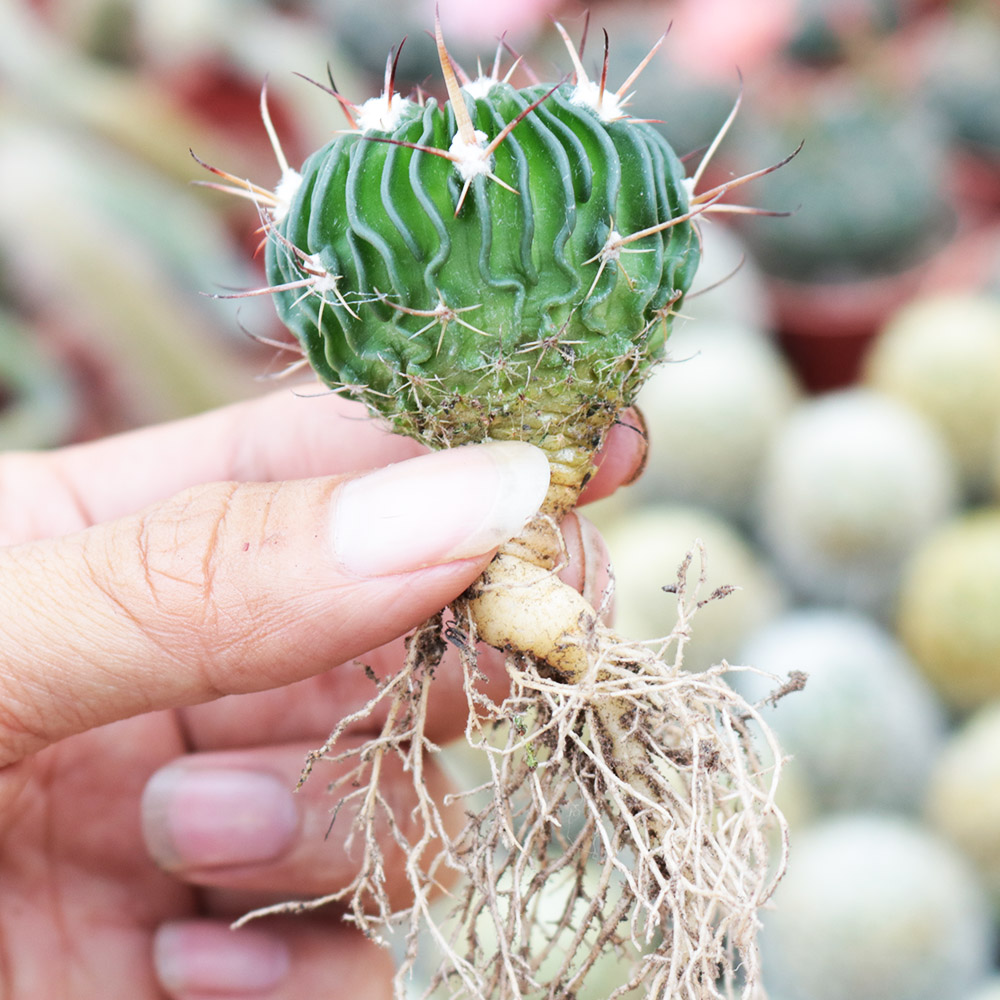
263 73 700 448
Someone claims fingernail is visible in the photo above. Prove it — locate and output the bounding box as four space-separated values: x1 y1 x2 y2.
142 767 299 871
331 441 550 577
618 406 649 487
155 921 289 995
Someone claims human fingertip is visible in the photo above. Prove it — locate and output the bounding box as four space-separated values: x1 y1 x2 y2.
580 408 648 505
559 513 613 616
154 920 290 997
615 406 650 487
330 441 550 577
142 766 299 873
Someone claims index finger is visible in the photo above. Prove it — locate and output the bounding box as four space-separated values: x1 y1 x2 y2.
0 388 422 542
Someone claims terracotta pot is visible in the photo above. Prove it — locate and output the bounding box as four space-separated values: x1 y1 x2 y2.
768 266 927 392
771 215 1000 393
949 147 1000 220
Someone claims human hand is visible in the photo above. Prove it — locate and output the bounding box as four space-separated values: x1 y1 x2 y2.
0 388 645 1000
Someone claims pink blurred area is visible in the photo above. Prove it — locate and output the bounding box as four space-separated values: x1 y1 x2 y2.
432 0 562 44
667 0 798 80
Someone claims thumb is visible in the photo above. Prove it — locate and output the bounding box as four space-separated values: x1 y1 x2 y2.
0 442 549 766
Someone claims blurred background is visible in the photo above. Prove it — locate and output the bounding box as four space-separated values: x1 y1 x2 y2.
3 0 1000 997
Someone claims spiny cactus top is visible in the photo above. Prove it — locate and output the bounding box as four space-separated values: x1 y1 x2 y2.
207 21 770 471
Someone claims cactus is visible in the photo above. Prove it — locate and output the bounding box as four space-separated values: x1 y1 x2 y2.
731 87 952 285
260 25 707 485
203 19 792 1000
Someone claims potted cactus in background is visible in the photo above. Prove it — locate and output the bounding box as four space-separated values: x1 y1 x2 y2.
781 0 908 67
916 2 1000 216
202 16 795 1000
727 78 954 390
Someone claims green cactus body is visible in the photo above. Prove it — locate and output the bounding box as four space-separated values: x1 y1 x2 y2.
265 74 699 500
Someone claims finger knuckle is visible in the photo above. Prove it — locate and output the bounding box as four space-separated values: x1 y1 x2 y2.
97 482 254 672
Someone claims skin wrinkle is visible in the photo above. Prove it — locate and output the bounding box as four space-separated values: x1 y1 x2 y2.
133 489 206 613
198 486 229 622
2 473 466 760
133 503 159 614
116 479 326 697
0 635 111 765
0 487 251 752
75 527 180 715
199 481 323 692
0 451 106 544
0 548 110 758
0 682 48 763
129 482 243 653
45 456 97 538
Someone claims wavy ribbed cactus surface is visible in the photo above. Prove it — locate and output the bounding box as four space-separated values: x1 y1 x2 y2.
265 53 700 453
